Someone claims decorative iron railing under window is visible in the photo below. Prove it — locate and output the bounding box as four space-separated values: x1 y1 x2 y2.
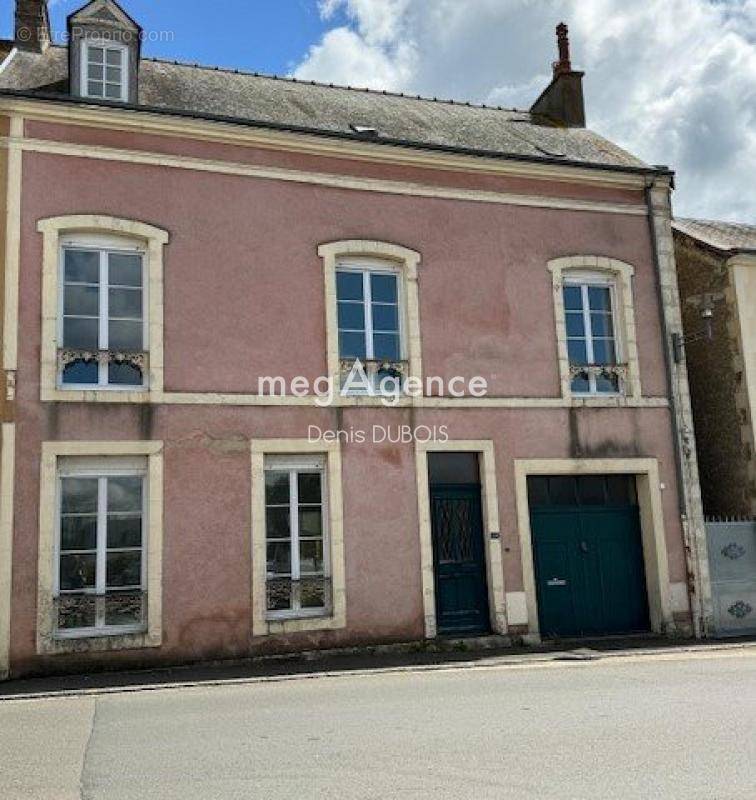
569 362 628 384
58 348 148 385
55 590 147 633
266 577 331 616
339 358 409 391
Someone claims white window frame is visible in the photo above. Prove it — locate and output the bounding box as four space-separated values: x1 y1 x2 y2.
563 271 622 397
53 457 148 639
264 455 331 620
336 259 405 364
57 232 148 392
81 38 129 103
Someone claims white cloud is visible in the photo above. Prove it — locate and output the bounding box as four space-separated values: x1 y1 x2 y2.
294 0 756 221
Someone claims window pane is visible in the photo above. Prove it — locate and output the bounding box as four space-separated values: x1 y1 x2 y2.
338 302 365 331
578 476 606 505
265 471 290 505
299 540 324 574
57 595 96 630
108 361 143 386
299 508 323 538
373 333 400 360
106 67 121 83
61 478 98 514
336 271 364 301
105 83 121 99
372 303 399 332
565 312 584 337
339 331 366 360
590 312 613 337
595 372 620 394
61 515 97 551
297 472 322 504
109 288 142 319
563 285 583 311
88 81 104 97
107 477 142 513
592 339 616 365
106 551 141 588
267 577 291 611
106 49 122 66
265 507 291 539
62 360 99 385
109 254 142 287
64 285 99 317
60 553 96 590
88 64 104 80
65 249 100 284
301 577 327 609
571 373 590 393
567 339 588 365
588 286 611 311
63 317 99 350
267 542 291 574
371 273 397 303
107 515 142 549
105 591 144 627
109 320 143 350
88 47 104 64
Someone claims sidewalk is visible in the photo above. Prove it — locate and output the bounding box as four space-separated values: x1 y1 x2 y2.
2 635 755 701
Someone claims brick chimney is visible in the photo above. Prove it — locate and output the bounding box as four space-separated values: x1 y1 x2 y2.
15 0 51 53
530 22 586 128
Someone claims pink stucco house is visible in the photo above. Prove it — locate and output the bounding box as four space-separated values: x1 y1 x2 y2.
0 1 711 679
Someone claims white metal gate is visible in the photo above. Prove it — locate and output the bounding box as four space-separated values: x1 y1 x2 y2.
706 519 756 636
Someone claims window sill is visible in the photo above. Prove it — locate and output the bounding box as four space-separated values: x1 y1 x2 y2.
42 386 153 404
38 628 161 655
258 612 345 636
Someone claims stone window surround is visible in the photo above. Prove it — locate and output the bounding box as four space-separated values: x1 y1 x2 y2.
548 256 642 401
250 439 346 636
38 215 170 403
318 240 422 389
37 441 164 656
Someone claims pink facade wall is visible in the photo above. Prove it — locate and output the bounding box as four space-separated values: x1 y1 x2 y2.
8 128 687 676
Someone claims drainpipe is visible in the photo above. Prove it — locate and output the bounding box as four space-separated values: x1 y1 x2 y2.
644 178 705 639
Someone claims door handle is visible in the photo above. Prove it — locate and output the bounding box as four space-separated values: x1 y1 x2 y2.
580 541 589 553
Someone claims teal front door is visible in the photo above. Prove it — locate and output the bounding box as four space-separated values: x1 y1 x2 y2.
529 475 650 638
430 485 490 636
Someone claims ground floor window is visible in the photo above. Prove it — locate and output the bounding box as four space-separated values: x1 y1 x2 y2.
264 455 330 617
56 459 146 636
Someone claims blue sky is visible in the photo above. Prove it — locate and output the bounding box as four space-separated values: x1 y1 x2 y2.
24 1 343 74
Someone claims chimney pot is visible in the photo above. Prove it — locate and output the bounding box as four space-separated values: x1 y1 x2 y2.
554 21 572 76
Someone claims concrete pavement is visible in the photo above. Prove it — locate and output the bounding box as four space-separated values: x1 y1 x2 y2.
1 648 755 799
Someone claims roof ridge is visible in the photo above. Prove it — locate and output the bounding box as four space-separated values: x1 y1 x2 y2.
140 54 526 115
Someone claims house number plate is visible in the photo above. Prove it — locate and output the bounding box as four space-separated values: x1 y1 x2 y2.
547 578 568 587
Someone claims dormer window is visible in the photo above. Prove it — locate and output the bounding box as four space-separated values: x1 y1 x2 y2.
82 40 128 101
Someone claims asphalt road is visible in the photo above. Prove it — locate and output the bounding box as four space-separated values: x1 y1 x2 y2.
1 650 755 800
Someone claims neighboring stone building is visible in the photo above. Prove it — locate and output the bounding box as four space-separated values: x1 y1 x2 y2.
673 219 756 517
0 1 709 680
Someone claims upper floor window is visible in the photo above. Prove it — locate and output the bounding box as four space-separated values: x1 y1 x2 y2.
337 265 402 364
82 40 128 102
563 274 621 395
59 235 146 390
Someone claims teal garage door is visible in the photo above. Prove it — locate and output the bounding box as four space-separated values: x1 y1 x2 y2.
528 475 650 638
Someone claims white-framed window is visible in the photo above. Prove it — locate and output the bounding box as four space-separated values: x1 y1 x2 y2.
563 272 622 395
59 234 147 390
264 455 330 618
81 40 129 102
337 262 403 363
54 457 147 638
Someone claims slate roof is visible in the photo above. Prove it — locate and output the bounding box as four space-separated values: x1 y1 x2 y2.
0 45 654 173
673 218 756 254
